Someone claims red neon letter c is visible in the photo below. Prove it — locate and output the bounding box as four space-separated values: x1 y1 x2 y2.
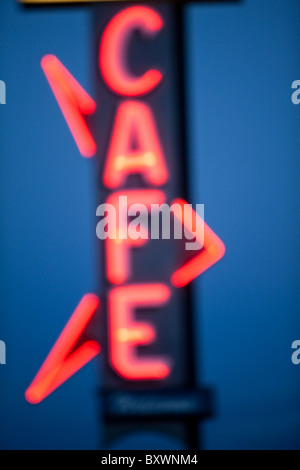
100 6 163 97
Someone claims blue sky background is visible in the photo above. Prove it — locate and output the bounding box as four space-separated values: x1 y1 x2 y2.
0 0 300 450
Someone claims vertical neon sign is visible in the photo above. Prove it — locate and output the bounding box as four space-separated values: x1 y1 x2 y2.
94 3 224 448
25 1 227 450
99 5 173 383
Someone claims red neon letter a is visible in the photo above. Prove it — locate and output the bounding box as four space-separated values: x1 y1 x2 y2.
103 101 168 188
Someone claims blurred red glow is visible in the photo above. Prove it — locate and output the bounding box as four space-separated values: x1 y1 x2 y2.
105 190 166 285
103 101 168 188
41 55 97 157
109 284 171 380
25 294 100 404
171 199 226 288
100 6 163 96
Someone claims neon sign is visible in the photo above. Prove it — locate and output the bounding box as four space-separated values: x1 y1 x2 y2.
25 1 226 449
96 4 225 388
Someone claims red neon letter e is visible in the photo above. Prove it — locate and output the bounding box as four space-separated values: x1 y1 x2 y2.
109 284 171 380
103 101 168 188
100 6 163 97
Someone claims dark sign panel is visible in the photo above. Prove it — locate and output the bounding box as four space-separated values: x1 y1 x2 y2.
95 3 196 390
93 3 224 447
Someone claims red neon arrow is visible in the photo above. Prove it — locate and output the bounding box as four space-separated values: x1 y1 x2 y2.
171 199 225 288
41 55 97 158
25 294 100 404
